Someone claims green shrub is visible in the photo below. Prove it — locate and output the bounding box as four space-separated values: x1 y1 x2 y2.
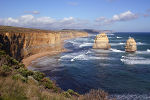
13 63 25 69
18 63 25 68
0 64 12 76
53 87 61 93
6 55 11 61
0 43 3 49
33 71 45 81
0 50 6 56
17 67 33 77
6 56 19 65
67 89 79 97
62 92 71 98
12 74 27 82
41 77 53 89
11 58 19 65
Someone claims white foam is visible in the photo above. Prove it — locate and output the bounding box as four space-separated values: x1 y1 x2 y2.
70 53 114 62
86 50 93 54
147 49 150 52
110 43 125 46
136 42 147 45
71 54 88 62
110 48 124 53
79 43 93 48
136 50 150 54
119 42 125 45
111 94 150 100
116 36 122 39
60 54 74 59
121 56 150 65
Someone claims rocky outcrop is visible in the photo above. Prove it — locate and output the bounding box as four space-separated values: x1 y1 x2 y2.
125 37 137 52
93 33 111 49
0 26 88 61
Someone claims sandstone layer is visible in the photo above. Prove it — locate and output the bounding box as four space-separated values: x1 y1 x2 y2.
93 33 111 49
0 26 88 62
125 37 137 52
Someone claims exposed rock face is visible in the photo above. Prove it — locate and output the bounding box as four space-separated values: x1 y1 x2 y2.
0 26 88 61
125 38 137 52
93 33 111 49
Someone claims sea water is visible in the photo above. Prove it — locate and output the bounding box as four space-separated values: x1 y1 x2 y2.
29 32 150 99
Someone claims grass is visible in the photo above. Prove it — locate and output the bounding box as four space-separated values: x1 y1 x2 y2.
0 49 110 100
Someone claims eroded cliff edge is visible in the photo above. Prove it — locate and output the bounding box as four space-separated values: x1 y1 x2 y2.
0 26 88 62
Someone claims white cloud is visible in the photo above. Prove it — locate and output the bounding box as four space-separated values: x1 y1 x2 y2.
0 11 139 30
112 11 138 21
24 11 40 15
96 11 138 25
68 2 78 6
0 15 91 29
95 17 106 22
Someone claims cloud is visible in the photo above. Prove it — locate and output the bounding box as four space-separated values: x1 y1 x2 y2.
147 9 150 12
0 11 139 30
143 14 150 17
68 2 78 6
0 15 91 29
106 0 118 2
24 11 40 15
95 11 138 25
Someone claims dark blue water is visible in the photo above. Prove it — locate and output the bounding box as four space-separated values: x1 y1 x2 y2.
29 32 150 99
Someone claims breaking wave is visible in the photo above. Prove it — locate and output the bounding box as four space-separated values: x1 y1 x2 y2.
136 42 147 45
70 54 114 62
110 48 124 53
121 56 150 65
79 43 93 48
110 42 125 46
110 94 150 100
116 36 122 39
147 49 150 52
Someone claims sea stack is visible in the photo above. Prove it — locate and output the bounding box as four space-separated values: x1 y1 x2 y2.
93 33 111 49
125 37 137 52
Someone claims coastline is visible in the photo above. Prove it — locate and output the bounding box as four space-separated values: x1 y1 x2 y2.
22 48 67 67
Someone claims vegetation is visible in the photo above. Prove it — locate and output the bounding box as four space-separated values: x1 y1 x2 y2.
0 49 110 100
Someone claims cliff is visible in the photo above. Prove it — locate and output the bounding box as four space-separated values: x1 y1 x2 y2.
125 37 137 52
0 26 88 62
93 33 111 49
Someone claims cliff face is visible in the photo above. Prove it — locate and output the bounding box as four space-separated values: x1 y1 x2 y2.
0 26 88 61
93 33 111 49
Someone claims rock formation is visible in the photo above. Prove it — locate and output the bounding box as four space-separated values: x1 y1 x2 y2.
125 37 137 52
93 33 111 49
0 26 88 61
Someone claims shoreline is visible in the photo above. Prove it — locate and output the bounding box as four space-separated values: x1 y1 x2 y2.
22 48 67 67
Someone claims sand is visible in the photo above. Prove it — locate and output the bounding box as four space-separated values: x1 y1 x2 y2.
22 49 67 67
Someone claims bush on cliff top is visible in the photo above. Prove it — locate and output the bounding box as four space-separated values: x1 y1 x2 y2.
12 74 27 82
32 71 45 81
17 67 33 77
0 64 12 76
0 48 110 100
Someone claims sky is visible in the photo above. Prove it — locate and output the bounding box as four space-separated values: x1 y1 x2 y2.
0 0 150 32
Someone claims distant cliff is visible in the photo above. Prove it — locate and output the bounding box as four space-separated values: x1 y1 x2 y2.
0 26 88 61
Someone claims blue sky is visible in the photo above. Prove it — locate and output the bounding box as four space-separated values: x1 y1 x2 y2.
0 0 150 32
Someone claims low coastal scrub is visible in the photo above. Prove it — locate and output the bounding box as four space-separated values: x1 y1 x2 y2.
0 49 110 100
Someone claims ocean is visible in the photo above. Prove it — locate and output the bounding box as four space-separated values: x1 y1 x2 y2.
29 32 150 99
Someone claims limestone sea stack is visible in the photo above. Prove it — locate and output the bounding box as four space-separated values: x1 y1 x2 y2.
93 33 111 49
125 37 137 52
